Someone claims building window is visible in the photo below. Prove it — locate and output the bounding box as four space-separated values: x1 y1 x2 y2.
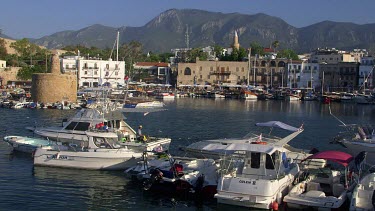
226 66 229 71
184 67 191 75
200 66 202 71
115 64 119 70
115 71 118 76
106 64 109 69
241 67 244 72
94 63 98 69
200 75 202 79
66 64 69 69
236 67 239 72
94 71 98 75
84 71 87 75
84 63 88 69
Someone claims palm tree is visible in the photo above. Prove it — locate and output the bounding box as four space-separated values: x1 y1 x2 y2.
272 41 279 53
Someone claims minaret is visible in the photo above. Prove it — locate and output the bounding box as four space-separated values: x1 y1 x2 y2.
233 30 240 50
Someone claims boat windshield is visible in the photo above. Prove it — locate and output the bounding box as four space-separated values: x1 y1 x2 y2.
93 137 120 149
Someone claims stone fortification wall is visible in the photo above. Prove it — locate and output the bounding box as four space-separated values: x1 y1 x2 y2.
0 67 21 85
31 74 77 103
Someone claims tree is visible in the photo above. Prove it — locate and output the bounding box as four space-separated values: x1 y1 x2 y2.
187 48 208 62
119 41 144 79
17 65 45 80
0 38 7 59
272 40 279 53
250 42 265 56
277 49 299 60
214 45 224 59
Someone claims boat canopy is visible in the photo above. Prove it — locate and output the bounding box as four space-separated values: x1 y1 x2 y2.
256 121 301 132
202 143 284 155
303 150 353 166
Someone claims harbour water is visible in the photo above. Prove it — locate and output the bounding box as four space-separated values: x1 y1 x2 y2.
0 98 374 210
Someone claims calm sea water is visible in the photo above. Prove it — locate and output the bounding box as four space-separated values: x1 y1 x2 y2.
0 98 374 210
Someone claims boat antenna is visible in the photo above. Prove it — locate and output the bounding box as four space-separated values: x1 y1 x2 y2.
328 104 347 126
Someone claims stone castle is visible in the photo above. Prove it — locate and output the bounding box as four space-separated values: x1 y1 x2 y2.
31 53 77 103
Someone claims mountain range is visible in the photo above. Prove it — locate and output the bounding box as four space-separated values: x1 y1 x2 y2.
3 9 375 53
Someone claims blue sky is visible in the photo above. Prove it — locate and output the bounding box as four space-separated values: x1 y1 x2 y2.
1 0 375 39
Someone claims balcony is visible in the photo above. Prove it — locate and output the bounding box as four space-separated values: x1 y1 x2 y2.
210 70 231 75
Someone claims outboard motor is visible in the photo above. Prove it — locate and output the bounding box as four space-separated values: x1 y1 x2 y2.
143 168 163 191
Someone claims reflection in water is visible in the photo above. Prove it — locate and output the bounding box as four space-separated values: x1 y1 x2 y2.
0 99 373 210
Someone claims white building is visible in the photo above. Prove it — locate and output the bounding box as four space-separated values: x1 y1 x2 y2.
359 56 374 89
61 56 125 88
287 60 320 89
0 60 6 70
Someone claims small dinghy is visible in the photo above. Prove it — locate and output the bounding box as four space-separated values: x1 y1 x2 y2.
3 136 54 153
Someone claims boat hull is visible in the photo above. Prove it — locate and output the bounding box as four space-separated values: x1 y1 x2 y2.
341 141 375 166
33 148 142 170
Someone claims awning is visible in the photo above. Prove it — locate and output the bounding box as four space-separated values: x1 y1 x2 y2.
256 121 301 132
302 150 353 166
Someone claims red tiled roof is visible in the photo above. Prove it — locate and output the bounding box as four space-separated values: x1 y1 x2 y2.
264 48 274 53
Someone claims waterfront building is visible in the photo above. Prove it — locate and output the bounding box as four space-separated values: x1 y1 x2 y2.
177 57 288 88
352 49 369 63
133 62 171 84
287 60 320 89
359 56 374 89
311 48 354 64
60 56 125 88
319 62 359 92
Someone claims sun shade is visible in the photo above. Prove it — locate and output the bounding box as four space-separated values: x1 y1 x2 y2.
303 150 353 166
255 121 300 132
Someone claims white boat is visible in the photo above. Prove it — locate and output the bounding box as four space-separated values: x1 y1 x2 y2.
350 172 375 211
27 106 171 153
3 136 54 153
287 94 301 101
33 131 143 170
155 92 175 99
210 142 300 209
121 100 164 108
334 124 375 166
241 90 258 100
284 150 362 210
182 121 324 168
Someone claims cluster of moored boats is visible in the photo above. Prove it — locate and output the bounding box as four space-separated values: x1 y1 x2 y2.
2 101 375 210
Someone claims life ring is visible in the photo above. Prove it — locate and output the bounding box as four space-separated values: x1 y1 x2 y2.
251 141 267 145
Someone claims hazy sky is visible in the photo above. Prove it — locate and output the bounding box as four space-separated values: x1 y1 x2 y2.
1 0 375 39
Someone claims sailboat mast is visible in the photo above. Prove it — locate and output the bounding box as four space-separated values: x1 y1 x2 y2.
116 31 119 62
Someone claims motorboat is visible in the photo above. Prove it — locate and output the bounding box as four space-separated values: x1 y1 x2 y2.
241 90 258 100
181 121 325 168
33 131 143 170
121 100 164 108
333 124 375 166
350 172 375 211
3 135 55 153
284 150 364 210
155 92 175 99
209 142 300 209
27 106 171 153
125 152 218 198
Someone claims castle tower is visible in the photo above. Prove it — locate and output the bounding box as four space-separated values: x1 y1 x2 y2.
31 52 77 103
233 30 240 50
